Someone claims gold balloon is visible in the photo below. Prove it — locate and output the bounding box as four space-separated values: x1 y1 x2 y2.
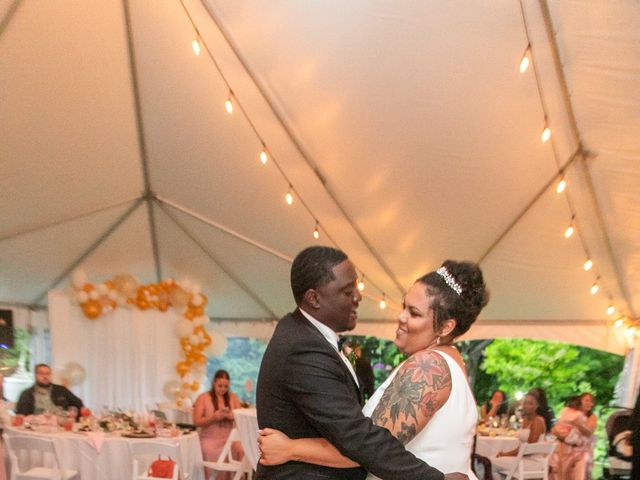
82 300 102 320
190 381 200 391
169 287 190 308
113 274 138 296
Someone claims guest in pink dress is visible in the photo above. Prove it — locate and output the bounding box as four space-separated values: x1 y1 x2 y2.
194 369 244 480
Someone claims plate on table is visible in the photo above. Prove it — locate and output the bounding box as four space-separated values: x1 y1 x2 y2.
122 431 156 438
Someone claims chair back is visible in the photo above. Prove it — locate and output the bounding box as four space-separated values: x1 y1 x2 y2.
216 428 242 464
3 433 69 479
504 441 556 480
129 440 181 480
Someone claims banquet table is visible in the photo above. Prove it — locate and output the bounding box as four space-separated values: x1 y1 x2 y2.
233 408 259 470
4 426 204 480
475 435 520 457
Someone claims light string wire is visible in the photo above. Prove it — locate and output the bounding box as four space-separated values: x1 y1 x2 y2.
517 0 630 331
177 0 397 310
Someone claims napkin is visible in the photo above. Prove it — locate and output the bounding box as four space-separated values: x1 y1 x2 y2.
85 431 106 452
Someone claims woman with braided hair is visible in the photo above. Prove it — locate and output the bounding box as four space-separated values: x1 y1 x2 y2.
258 260 489 480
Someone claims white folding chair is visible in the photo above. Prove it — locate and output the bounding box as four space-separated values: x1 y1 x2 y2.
202 428 252 480
3 433 79 480
492 442 556 480
129 440 189 480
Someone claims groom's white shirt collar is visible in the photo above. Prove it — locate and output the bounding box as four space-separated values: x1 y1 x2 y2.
299 308 359 386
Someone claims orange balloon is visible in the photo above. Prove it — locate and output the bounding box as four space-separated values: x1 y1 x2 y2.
176 362 190 377
194 326 205 335
201 337 212 347
176 398 184 407
82 284 94 292
148 284 159 295
82 300 102 320
192 306 204 317
184 310 195 320
200 294 208 307
190 381 200 391
136 298 149 310
180 337 190 348
105 280 115 289
194 353 207 364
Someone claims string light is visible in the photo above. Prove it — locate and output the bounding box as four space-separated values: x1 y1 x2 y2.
624 326 636 338
379 295 386 310
564 219 575 239
519 45 531 73
224 96 234 114
357 275 365 292
191 38 201 56
541 125 551 143
285 188 294 205
556 177 566 194
583 259 593 271
313 221 320 240
589 278 599 295
614 318 624 328
607 305 616 316
259 149 268 165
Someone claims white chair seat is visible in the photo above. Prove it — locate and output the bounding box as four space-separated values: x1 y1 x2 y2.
17 466 79 479
129 440 189 480
492 442 556 480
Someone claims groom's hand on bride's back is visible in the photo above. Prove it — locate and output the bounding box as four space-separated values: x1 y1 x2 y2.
443 473 469 480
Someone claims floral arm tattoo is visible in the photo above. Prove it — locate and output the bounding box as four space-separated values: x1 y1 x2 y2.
370 351 452 445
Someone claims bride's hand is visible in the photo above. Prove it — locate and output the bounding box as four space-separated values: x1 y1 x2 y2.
258 428 294 465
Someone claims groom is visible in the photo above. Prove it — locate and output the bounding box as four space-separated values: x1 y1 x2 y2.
256 246 467 480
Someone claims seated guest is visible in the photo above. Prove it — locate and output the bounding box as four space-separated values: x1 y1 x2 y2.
15 364 83 415
529 386 555 432
495 391 546 457
480 389 509 423
194 369 244 480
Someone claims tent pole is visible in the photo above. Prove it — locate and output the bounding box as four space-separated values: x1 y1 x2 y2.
156 201 278 320
30 199 144 307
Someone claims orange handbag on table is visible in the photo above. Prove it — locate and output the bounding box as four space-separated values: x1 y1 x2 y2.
147 455 176 478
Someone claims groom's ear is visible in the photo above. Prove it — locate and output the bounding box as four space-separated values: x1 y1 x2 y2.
303 289 321 309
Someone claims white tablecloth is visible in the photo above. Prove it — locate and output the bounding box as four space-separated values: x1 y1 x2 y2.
233 408 259 470
475 435 520 457
5 426 204 480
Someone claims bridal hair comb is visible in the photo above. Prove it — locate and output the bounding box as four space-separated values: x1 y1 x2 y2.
436 266 463 296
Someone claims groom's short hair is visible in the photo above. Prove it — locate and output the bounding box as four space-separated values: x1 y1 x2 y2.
291 246 348 304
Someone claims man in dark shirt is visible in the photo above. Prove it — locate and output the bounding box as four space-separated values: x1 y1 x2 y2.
16 363 83 415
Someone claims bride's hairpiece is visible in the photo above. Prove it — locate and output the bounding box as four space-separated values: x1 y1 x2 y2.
436 266 462 296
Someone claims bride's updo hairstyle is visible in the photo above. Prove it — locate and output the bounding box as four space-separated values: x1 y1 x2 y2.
417 260 489 338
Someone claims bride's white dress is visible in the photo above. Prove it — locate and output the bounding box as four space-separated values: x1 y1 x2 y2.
362 350 478 480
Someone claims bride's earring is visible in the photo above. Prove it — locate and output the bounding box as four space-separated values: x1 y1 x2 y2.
436 336 441 346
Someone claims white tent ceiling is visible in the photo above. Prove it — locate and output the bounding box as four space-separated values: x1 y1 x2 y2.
1 0 639 353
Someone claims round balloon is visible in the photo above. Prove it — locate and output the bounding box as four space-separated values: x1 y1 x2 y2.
63 362 86 386
162 380 182 400
204 328 228 357
175 319 193 338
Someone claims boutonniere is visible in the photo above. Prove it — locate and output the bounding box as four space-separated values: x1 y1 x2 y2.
347 350 358 367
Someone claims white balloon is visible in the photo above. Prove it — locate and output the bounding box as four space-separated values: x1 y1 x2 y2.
63 362 86 386
204 328 228 357
77 291 89 303
71 269 88 289
162 380 182 400
89 290 99 300
175 319 194 338
191 284 202 295
191 294 203 307
97 283 109 295
190 334 201 345
107 290 118 301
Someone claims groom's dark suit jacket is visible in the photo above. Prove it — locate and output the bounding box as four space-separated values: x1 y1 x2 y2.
256 309 444 480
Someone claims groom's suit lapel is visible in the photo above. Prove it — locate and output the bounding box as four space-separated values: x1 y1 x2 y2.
293 309 363 405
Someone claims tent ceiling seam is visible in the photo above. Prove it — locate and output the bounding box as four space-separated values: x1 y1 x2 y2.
155 195 292 263
538 0 633 318
156 200 277 320
30 198 145 306
0 0 23 41
147 198 163 282
0 196 142 243
199 0 405 295
477 149 580 264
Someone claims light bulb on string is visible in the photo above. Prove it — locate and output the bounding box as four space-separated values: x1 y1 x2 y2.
583 259 593 271
357 276 365 292
556 177 566 194
564 220 575 239
224 95 234 114
379 295 386 310
259 149 268 165
519 45 531 73
606 305 615 316
541 125 551 143
313 221 320 240
590 278 599 295
614 318 624 328
191 38 201 56
285 188 294 205
625 326 636 338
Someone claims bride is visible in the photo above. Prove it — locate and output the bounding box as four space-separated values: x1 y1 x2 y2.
258 260 489 479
